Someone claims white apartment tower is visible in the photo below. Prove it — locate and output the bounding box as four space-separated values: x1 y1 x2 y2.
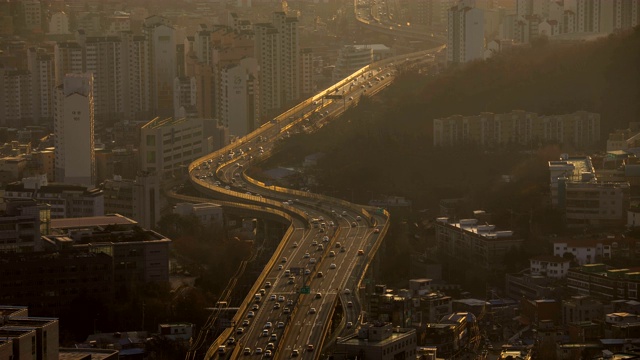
576 0 600 32
220 57 259 138
119 32 151 120
54 73 95 187
447 4 484 64
254 23 280 118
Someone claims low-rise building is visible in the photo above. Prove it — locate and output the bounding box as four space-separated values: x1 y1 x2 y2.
530 255 571 279
0 199 50 253
4 177 103 219
562 296 604 325
435 216 523 274
566 264 640 301
333 322 417 360
45 214 171 284
173 202 223 228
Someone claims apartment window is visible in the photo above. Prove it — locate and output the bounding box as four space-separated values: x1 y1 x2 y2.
146 135 155 146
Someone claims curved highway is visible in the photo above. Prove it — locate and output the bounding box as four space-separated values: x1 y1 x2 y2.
185 48 441 360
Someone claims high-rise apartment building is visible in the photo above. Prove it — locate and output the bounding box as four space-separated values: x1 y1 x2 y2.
433 110 600 148
254 12 301 119
576 0 600 32
54 73 95 187
220 57 259 138
254 22 280 118
119 32 151 120
0 68 31 127
447 4 484 64
273 12 300 105
144 16 177 118
300 47 314 97
27 48 54 124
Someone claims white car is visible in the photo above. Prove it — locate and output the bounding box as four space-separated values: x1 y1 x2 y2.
247 311 255 318
269 295 277 301
330 263 337 269
344 289 351 295
264 322 272 329
309 308 317 314
278 295 285 302
309 258 317 264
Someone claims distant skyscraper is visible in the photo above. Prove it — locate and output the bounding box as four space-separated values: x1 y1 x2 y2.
254 12 301 119
54 73 95 187
144 16 177 118
254 22 280 118
273 12 300 105
447 4 484 64
27 47 54 124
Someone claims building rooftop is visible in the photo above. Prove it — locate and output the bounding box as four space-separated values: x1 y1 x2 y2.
51 214 137 230
59 348 119 360
338 327 414 347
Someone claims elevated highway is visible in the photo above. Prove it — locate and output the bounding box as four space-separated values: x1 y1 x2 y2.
182 47 442 359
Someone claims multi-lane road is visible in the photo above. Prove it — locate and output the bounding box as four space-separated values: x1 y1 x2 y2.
185 48 442 359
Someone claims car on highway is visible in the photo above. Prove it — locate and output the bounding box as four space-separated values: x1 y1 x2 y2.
278 295 285 302
293 242 298 247
243 347 251 355
329 251 336 257
277 264 283 270
247 311 255 318
356 216 362 221
309 307 317 314
283 307 291 314
358 249 365 256
227 337 236 345
252 304 259 310
312 240 318 246
315 292 322 299
317 272 324 278
304 268 311 275
374 228 380 233
242 319 250 326
330 263 337 269
265 350 273 357
348 301 353 307
347 322 353 328
236 328 244 334
255 347 263 355
348 96 353 101
340 247 346 253
291 349 300 357
273 303 281 310
351 222 357 227
310 258 317 264
303 252 310 258
266 343 274 350
307 344 314 352
262 329 269 337
277 321 285 328
322 236 329 242
264 322 272 329
344 288 351 295
281 257 287 263
265 281 272 288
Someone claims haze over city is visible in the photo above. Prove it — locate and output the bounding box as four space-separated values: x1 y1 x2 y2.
0 0 639 359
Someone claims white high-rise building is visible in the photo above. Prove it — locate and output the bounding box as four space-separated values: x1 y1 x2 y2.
119 32 151 120
54 73 95 187
576 0 600 32
220 57 259 138
447 4 485 64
